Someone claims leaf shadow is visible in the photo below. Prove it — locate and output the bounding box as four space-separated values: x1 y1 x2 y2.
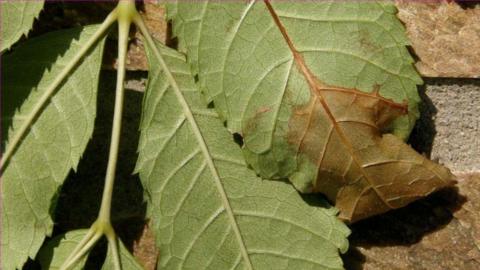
37 71 148 269
455 0 480 9
408 83 437 157
341 186 467 270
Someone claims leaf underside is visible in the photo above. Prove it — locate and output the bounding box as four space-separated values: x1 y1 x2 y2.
102 239 144 270
1 26 105 269
37 230 89 270
136 40 349 269
37 230 144 270
1 1 44 52
167 1 455 222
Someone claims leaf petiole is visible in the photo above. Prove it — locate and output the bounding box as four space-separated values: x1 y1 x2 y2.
60 229 102 270
59 1 140 269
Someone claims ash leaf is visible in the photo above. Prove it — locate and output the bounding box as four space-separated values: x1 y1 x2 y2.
167 1 455 222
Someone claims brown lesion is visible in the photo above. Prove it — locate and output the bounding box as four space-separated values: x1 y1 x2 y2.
264 0 455 222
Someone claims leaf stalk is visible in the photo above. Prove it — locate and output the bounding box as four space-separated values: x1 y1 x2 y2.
59 1 140 269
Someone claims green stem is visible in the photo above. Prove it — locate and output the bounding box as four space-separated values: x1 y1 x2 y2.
60 231 102 270
97 4 132 223
62 227 96 266
107 235 122 269
59 1 139 269
0 10 118 170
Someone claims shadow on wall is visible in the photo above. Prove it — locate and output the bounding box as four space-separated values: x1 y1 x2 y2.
408 83 437 157
342 185 466 269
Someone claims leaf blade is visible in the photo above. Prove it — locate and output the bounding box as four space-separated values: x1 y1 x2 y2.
37 230 89 270
136 39 349 269
1 1 44 52
102 239 144 270
167 1 455 221
168 1 422 138
1 26 105 269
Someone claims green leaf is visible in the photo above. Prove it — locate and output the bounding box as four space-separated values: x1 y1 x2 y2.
168 2 422 137
1 1 44 52
1 26 106 270
166 1 424 186
136 39 349 269
37 230 89 270
102 239 144 270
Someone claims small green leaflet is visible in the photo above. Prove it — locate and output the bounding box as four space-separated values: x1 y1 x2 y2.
1 1 44 52
37 230 89 270
136 39 349 269
102 239 144 270
38 230 144 270
1 26 105 270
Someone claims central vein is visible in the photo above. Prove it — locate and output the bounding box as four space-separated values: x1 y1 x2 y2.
263 0 393 210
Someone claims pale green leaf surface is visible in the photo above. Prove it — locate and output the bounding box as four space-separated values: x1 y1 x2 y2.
1 26 105 269
102 239 145 270
136 40 349 269
37 230 89 270
1 1 44 52
167 1 423 181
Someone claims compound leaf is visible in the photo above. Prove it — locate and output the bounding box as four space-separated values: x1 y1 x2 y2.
1 1 44 52
136 39 349 269
1 26 105 269
167 1 455 221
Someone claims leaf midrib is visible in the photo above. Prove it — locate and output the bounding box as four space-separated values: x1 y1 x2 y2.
146 42 254 269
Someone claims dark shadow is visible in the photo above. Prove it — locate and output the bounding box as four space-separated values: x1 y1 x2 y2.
423 77 480 87
207 100 215 108
31 1 114 37
300 193 336 210
341 186 466 269
84 238 108 270
53 70 146 231
455 0 480 9
32 71 147 268
408 84 437 157
233 133 244 147
341 247 366 270
166 20 178 49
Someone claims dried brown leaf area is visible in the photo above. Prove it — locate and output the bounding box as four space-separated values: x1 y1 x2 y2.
265 3 456 223
288 84 454 222
396 1 480 78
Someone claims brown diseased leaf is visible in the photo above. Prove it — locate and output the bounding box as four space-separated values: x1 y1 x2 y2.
265 2 455 223
396 1 480 78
